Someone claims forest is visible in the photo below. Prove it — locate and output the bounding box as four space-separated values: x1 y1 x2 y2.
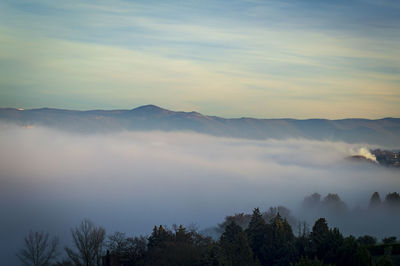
17 192 400 266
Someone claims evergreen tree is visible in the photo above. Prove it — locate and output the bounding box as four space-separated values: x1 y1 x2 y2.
269 214 296 265
147 225 172 249
201 243 225 266
369 192 381 209
324 228 344 264
245 208 267 264
310 218 330 261
219 221 255 266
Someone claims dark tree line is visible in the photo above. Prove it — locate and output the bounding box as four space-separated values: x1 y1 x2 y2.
17 213 399 266
17 191 400 265
369 192 400 209
303 191 400 212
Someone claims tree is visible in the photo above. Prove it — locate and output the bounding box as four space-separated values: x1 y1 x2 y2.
124 236 147 263
147 225 172 249
357 235 377 246
336 235 360 266
16 231 59 266
264 206 297 228
354 245 373 266
323 228 344 264
382 236 397 244
53 259 73 266
104 232 147 265
219 221 255 266
384 192 400 207
322 193 347 213
293 257 326 266
303 193 321 208
106 232 127 258
201 243 224 266
376 255 394 266
310 218 330 260
145 224 212 265
65 219 106 266
217 213 252 233
268 214 297 265
369 192 381 209
296 221 310 238
246 208 267 264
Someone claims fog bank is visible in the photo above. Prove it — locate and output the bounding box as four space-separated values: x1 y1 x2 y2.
0 123 398 264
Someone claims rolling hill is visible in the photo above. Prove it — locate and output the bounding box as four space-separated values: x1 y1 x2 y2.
1 105 399 147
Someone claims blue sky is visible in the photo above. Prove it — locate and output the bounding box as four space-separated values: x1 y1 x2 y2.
0 0 399 118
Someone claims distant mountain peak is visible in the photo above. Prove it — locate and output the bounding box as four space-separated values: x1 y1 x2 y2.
131 104 166 111
128 105 173 117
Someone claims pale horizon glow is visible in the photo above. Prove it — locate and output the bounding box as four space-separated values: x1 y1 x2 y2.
0 0 399 119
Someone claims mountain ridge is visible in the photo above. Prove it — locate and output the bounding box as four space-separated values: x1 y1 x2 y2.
1 105 399 147
2 105 397 120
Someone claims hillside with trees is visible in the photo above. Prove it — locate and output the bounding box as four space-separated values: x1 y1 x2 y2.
17 192 400 266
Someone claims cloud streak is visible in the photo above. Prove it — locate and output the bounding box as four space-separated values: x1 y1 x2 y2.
0 0 399 118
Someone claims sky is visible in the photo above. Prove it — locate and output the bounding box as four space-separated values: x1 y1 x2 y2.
0 0 399 119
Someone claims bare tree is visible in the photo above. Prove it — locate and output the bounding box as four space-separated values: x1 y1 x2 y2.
16 231 59 266
106 232 147 264
106 232 127 257
65 219 106 266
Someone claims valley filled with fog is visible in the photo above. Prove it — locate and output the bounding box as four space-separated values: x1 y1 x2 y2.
0 123 399 264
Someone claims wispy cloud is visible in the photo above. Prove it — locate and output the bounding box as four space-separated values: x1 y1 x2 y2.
0 0 399 118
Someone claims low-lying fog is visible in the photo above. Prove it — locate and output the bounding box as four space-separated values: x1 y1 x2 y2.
0 123 399 264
